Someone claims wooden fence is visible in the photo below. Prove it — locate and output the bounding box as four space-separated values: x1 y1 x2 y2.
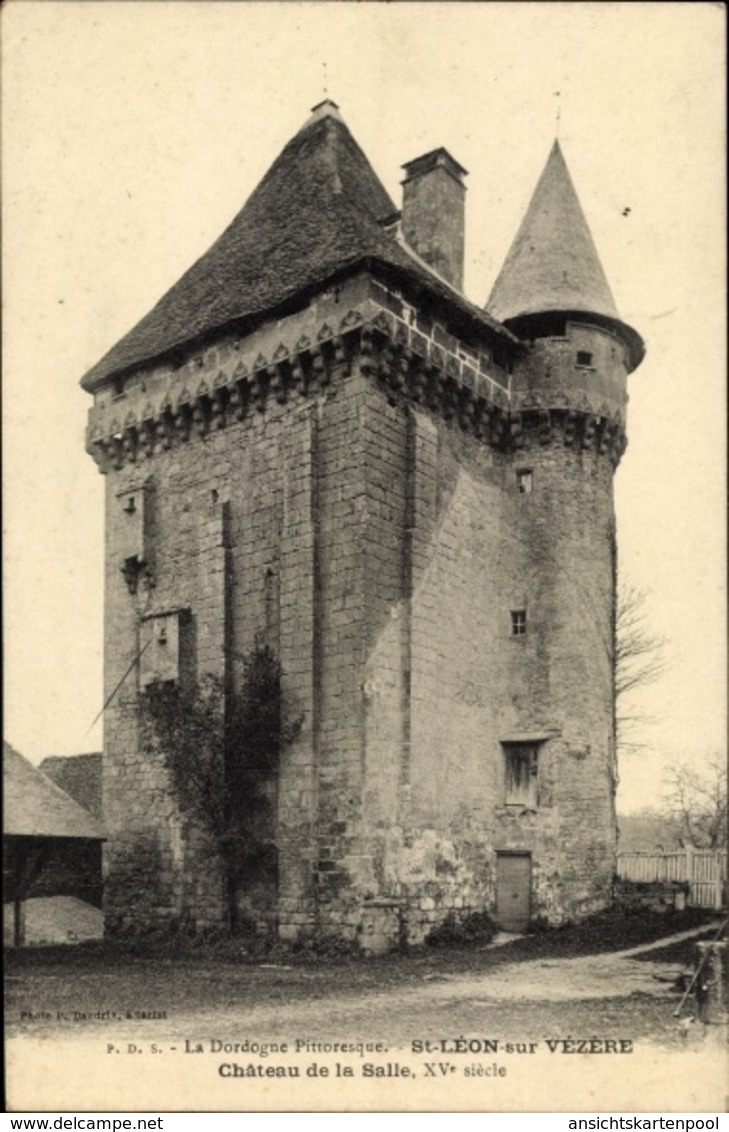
616 848 727 909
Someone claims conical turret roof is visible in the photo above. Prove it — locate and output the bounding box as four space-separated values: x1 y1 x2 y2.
485 140 643 370
81 101 512 391
486 141 619 323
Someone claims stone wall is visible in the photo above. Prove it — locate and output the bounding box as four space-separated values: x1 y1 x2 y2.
353 383 618 946
93 272 622 947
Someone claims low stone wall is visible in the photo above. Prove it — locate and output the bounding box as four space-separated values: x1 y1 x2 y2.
614 879 689 913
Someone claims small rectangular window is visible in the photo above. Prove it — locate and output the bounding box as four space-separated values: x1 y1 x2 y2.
511 609 527 636
576 350 593 367
517 469 533 494
503 743 539 806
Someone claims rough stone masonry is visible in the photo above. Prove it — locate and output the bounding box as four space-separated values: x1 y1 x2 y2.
82 101 644 951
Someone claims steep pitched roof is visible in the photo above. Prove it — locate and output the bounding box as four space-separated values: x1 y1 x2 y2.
81 102 513 392
486 140 620 324
3 742 104 840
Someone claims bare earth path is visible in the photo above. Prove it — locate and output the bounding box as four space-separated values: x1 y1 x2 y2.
148 921 723 1046
6 922 727 1111
8 920 721 1044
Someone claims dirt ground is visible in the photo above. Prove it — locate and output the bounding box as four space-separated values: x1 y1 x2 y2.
6 917 725 1051
6 915 728 1112
3 896 103 947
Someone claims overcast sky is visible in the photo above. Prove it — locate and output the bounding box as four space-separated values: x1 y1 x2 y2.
3 2 725 812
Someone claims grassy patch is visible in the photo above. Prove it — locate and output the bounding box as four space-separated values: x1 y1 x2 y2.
514 907 716 959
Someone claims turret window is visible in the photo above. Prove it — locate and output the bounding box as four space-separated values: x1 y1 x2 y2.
517 469 533 494
511 609 527 636
576 350 594 367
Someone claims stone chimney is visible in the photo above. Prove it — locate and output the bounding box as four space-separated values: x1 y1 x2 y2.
401 148 467 291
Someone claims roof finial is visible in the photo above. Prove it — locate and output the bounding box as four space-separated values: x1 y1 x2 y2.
323 60 328 99
553 90 561 138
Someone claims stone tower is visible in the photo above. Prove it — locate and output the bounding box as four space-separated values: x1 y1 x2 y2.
483 141 644 929
83 103 643 949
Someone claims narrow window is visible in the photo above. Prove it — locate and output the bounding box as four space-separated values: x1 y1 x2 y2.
517 469 533 494
503 743 539 807
118 486 147 592
111 376 126 400
511 609 527 636
576 350 593 367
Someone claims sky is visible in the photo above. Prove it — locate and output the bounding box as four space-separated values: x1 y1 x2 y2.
2 2 726 813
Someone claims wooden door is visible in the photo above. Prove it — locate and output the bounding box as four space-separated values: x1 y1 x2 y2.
495 852 531 931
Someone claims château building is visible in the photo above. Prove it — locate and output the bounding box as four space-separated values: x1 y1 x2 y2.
82 101 644 950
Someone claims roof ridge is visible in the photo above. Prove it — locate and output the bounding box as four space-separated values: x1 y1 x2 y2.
41 751 102 761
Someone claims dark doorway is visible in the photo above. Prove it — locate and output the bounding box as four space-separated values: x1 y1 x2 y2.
495 851 531 931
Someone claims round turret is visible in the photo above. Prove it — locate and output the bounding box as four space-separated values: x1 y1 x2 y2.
485 140 646 923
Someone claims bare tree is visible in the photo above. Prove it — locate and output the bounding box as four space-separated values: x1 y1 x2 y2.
662 754 727 849
614 581 667 756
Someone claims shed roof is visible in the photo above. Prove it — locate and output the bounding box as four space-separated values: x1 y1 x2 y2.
3 743 104 840
80 101 513 392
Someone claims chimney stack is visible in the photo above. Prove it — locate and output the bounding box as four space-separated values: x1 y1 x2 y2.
401 148 467 291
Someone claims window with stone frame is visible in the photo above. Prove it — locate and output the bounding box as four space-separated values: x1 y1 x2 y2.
503 742 539 807
510 609 527 636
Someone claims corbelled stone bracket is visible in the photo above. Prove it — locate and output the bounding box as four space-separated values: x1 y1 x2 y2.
86 299 627 473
